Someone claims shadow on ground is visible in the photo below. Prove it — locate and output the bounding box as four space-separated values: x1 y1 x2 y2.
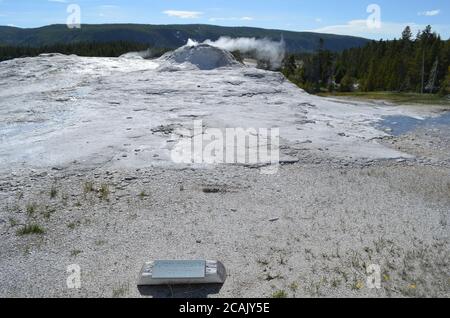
138 284 224 298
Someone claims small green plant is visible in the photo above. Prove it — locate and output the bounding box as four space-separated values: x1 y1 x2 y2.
50 186 58 199
26 203 37 216
99 184 110 200
17 224 45 236
272 290 288 298
42 206 56 219
138 190 148 200
9 217 18 227
289 282 299 292
67 221 80 230
42 211 52 220
70 250 82 257
83 181 94 194
331 278 342 288
95 239 107 246
112 284 129 298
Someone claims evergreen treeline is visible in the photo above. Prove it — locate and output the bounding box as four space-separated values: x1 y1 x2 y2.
282 26 450 96
0 41 169 62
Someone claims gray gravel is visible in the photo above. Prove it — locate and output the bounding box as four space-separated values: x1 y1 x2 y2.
1 140 449 297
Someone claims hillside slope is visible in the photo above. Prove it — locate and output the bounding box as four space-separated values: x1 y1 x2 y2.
0 24 369 53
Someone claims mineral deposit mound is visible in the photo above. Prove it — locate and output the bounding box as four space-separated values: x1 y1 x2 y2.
159 43 241 70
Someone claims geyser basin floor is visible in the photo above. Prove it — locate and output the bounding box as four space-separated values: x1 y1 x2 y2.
0 162 448 297
0 53 449 298
0 53 444 170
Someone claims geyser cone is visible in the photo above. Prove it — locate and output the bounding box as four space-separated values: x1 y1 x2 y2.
159 44 242 70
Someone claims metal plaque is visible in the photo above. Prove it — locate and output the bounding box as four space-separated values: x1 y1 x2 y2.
152 260 206 279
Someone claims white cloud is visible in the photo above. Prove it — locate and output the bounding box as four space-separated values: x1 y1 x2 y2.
418 10 440 16
163 10 203 19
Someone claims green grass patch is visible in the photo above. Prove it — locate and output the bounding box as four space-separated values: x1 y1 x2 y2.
318 92 449 106
9 217 18 227
70 249 83 257
26 202 38 216
67 222 77 230
138 190 149 200
112 284 129 298
17 224 45 236
99 184 110 200
83 181 94 194
50 186 58 199
272 290 288 298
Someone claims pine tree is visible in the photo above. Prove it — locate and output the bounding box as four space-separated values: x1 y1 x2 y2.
402 26 412 41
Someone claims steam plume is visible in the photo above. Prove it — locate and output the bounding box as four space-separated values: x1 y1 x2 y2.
188 36 286 69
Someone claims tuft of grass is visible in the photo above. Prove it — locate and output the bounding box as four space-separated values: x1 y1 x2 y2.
138 190 148 200
9 217 18 227
50 186 58 199
67 221 81 230
83 181 94 194
272 290 288 298
70 249 82 257
26 203 37 216
289 282 299 292
331 278 342 288
95 239 107 246
99 184 110 200
17 224 45 236
42 206 56 220
112 284 129 298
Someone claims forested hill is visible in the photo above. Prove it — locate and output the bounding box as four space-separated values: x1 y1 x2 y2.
0 24 369 53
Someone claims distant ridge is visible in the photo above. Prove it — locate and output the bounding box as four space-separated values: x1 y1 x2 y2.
0 24 370 53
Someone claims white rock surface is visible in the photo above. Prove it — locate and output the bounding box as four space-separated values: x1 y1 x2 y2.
0 47 430 171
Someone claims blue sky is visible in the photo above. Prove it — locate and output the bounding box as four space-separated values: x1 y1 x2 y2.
0 0 449 39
